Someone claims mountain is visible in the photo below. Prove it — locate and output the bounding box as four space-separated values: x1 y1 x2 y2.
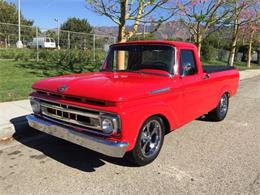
93 20 191 41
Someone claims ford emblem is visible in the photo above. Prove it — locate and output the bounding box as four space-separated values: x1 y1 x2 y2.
58 85 68 93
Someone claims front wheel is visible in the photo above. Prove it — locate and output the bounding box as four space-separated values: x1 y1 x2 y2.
126 116 165 166
207 93 229 121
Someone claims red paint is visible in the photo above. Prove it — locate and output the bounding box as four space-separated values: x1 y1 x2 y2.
31 41 240 151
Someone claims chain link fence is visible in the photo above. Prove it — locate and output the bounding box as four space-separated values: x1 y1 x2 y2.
0 22 116 63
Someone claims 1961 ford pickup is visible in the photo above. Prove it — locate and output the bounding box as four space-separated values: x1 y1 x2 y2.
27 40 239 166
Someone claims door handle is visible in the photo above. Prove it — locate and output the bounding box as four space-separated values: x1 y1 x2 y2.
202 74 210 80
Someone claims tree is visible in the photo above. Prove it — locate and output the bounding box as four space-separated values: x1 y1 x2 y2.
60 17 92 49
86 0 188 42
60 17 92 33
0 0 34 47
244 22 259 68
241 7 259 68
86 0 187 69
180 0 231 56
227 0 259 66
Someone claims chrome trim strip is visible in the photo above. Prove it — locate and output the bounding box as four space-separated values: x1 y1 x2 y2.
149 87 171 94
26 115 128 158
41 109 102 130
41 101 100 119
40 115 112 137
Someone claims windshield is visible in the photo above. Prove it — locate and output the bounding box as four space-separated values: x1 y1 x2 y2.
102 45 175 74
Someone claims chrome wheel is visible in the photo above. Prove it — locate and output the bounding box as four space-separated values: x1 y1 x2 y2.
220 94 228 115
140 120 162 158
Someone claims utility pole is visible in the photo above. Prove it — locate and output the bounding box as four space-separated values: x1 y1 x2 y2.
93 34 95 61
36 26 39 62
16 0 23 48
54 18 60 50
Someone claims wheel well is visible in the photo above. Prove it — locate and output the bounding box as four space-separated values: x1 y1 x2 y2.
225 92 230 98
222 91 230 99
154 114 171 135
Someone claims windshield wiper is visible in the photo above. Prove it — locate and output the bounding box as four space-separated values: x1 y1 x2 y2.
135 71 172 77
100 69 172 77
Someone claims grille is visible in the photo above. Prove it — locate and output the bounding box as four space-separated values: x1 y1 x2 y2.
40 100 102 130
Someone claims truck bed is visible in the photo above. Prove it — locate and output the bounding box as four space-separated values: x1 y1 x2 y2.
203 65 236 74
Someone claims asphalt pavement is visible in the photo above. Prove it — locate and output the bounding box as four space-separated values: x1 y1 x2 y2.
0 75 260 195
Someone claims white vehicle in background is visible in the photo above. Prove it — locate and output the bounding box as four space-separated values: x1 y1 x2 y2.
27 37 56 49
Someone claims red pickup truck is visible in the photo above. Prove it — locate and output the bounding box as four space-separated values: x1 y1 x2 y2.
27 41 239 165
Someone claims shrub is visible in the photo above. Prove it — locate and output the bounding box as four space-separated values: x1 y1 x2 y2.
201 44 217 62
0 48 35 61
0 48 106 73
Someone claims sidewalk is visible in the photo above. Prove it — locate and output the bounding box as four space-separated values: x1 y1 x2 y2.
0 100 32 139
0 69 260 140
239 69 260 80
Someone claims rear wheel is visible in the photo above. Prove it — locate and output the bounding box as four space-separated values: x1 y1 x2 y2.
207 93 229 121
126 116 165 166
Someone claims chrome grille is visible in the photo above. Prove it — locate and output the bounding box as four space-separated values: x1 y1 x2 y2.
40 100 102 130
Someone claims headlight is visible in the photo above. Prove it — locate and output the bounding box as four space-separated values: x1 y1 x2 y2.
30 98 41 113
102 118 114 134
100 114 120 134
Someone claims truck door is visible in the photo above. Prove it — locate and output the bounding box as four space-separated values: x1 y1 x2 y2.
178 49 210 123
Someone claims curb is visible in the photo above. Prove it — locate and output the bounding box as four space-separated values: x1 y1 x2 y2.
0 123 15 140
239 69 260 81
0 120 29 140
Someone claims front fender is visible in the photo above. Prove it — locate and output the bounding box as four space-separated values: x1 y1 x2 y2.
119 100 178 151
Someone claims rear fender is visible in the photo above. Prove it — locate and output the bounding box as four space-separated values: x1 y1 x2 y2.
215 85 232 107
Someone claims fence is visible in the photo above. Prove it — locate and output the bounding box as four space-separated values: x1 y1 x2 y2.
0 22 116 63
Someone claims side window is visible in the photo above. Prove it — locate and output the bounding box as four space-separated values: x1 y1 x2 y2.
180 50 197 76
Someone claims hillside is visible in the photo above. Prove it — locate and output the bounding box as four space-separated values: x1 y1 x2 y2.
93 20 191 40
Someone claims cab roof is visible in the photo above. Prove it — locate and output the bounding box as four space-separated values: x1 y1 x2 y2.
111 40 197 48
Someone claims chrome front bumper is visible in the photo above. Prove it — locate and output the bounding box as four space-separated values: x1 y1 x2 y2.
26 115 128 158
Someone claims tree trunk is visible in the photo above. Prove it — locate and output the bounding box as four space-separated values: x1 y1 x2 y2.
117 25 126 70
195 23 202 57
4 37 7 48
117 27 126 70
228 39 237 66
117 0 128 70
197 38 202 57
246 29 255 68
228 17 239 66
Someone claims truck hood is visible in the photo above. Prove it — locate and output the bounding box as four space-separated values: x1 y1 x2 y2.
32 72 172 102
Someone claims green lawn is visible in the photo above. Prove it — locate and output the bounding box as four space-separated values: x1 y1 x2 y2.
0 60 79 102
0 59 259 102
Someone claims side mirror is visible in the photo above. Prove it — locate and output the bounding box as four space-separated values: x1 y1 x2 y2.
183 62 194 75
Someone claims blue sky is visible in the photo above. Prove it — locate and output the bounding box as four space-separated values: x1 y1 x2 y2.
7 0 114 29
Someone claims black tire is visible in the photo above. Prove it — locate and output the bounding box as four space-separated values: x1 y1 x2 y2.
207 93 229 121
125 116 165 166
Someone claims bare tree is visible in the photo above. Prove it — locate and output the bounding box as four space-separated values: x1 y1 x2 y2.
227 0 259 66
245 23 258 68
87 0 186 42
180 0 231 56
86 0 187 69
